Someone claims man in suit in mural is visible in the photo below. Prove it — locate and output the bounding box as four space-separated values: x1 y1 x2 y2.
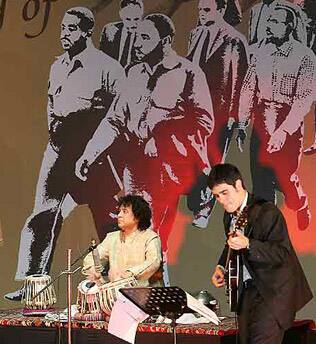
99 0 144 68
5 7 125 301
186 0 248 228
248 0 277 45
237 0 316 231
209 163 312 344
188 0 249 165
76 14 214 271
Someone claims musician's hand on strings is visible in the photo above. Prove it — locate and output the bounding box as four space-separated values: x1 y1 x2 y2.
228 230 249 250
211 266 225 288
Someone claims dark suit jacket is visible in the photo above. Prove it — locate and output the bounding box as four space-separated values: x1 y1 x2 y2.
100 21 123 60
187 23 248 123
218 195 313 329
100 21 136 66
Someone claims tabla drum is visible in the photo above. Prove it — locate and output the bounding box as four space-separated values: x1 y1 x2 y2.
22 274 57 312
75 279 105 321
98 276 138 315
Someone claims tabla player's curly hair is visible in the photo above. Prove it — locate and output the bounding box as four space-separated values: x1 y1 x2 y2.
118 195 152 231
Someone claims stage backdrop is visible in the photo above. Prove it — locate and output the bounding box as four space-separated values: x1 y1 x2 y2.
0 0 315 319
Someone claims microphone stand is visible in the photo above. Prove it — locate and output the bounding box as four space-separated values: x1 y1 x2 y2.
31 245 93 301
67 249 72 344
31 244 95 344
65 241 102 344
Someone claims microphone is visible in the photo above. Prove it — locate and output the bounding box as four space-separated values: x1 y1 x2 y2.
89 239 97 252
91 239 106 285
70 240 97 267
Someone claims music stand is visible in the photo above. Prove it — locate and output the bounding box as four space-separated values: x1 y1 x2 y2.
120 287 189 344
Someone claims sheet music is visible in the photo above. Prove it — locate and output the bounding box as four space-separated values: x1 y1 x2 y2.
108 292 149 344
185 292 220 325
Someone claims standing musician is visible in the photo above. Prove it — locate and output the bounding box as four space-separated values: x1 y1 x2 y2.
82 194 163 287
209 163 312 344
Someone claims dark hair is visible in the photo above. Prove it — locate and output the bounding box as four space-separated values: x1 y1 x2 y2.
223 0 241 26
215 0 227 11
118 195 152 231
207 163 246 189
274 5 296 27
120 0 143 10
66 7 95 33
145 13 175 40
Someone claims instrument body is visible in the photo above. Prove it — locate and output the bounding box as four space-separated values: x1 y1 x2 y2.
75 239 107 320
76 276 138 318
225 249 239 312
76 279 104 317
23 274 57 310
98 276 138 315
76 239 138 318
224 208 248 312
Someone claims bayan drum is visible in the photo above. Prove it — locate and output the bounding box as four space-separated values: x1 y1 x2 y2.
98 276 138 315
22 274 57 315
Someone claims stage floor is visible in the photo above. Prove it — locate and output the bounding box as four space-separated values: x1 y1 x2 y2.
0 308 314 344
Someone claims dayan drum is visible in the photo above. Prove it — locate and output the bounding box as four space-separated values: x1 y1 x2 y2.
76 279 103 317
98 276 138 315
23 274 57 310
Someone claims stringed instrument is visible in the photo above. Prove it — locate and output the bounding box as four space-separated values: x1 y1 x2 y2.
224 208 248 312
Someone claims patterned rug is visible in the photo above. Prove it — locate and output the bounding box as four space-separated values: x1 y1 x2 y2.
0 309 314 337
